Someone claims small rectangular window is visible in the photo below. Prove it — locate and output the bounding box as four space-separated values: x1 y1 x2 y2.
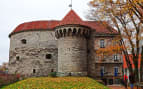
21 39 27 44
51 69 54 72
100 39 105 48
114 54 118 61
46 54 52 59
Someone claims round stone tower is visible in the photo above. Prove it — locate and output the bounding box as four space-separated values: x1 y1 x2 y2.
8 21 58 77
54 10 90 76
55 24 90 76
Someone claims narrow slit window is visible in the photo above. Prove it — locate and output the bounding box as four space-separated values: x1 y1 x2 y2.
33 69 36 73
16 56 20 61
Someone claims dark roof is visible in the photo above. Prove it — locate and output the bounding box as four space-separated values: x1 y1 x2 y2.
10 10 118 36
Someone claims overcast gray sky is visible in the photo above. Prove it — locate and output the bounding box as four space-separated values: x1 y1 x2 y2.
0 0 91 65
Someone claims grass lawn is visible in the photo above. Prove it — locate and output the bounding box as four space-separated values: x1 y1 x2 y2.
2 77 110 89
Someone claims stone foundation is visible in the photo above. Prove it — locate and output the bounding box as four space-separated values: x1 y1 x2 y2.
57 72 87 77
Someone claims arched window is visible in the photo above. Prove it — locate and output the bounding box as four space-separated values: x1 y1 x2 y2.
78 28 81 36
73 28 76 34
63 29 66 36
68 28 72 35
21 39 27 44
68 28 72 32
59 29 63 37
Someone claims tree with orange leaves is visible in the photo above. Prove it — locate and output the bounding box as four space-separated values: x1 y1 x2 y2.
88 0 143 85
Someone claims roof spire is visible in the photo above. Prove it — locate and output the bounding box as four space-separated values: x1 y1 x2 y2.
69 0 72 9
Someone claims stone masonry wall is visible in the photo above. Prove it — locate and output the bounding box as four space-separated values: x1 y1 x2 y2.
87 31 122 77
9 31 58 76
8 28 122 78
58 36 87 76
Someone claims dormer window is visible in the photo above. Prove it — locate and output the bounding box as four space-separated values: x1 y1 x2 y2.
100 39 105 48
21 39 27 44
46 54 52 59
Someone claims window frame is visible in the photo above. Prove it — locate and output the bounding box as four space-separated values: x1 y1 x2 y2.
100 39 105 48
101 66 105 73
114 67 119 73
114 54 118 61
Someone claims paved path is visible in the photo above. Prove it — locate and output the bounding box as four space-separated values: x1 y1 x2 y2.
108 85 126 89
108 85 141 89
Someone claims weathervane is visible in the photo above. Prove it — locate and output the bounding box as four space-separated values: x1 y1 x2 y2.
69 0 73 9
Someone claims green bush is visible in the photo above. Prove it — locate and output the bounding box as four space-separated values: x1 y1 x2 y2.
48 72 57 77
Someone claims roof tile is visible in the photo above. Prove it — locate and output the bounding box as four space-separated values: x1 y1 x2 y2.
58 10 84 26
10 10 118 35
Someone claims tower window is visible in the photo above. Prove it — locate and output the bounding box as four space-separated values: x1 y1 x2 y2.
100 39 105 48
46 54 52 59
33 69 36 73
16 56 20 61
73 28 76 34
21 39 27 44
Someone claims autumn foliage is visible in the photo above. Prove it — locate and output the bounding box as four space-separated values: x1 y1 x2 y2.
89 0 143 83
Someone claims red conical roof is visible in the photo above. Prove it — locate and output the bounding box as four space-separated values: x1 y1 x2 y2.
58 9 84 26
